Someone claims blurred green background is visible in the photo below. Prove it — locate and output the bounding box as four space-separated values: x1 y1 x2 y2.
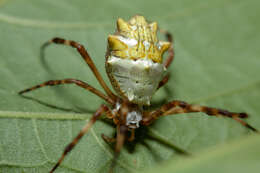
0 0 260 173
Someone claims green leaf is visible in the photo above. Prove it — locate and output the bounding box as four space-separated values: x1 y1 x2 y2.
0 0 259 173
144 134 260 173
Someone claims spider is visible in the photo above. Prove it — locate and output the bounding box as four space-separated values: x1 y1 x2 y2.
19 15 257 173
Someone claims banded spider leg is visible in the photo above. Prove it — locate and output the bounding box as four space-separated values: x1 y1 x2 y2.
142 100 258 132
19 38 119 172
151 31 257 132
18 15 258 173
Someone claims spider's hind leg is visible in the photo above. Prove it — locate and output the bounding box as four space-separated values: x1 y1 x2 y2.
102 134 116 144
157 30 174 90
109 125 128 173
160 29 174 69
157 74 170 89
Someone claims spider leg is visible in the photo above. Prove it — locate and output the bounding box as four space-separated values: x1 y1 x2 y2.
101 134 116 143
41 37 117 100
128 128 135 142
161 30 174 69
157 30 174 89
142 100 258 132
49 105 109 173
101 128 134 144
109 125 128 173
19 78 114 104
157 74 170 89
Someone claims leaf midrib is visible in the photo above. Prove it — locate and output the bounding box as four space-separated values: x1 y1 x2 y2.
1 78 258 120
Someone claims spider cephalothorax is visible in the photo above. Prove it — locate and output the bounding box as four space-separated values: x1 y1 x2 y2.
19 15 257 173
106 15 170 105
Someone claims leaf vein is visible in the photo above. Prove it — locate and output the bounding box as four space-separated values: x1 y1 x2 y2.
0 13 112 29
191 80 260 104
32 119 50 161
90 127 137 172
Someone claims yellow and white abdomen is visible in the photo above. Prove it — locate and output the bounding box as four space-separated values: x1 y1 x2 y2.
105 15 170 105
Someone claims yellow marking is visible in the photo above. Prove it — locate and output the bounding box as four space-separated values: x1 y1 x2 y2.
108 15 171 63
160 41 171 54
108 35 128 51
117 18 131 34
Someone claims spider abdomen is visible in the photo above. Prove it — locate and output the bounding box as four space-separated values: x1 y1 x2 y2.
105 15 170 105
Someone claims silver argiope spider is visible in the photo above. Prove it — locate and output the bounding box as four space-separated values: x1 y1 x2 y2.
19 15 257 173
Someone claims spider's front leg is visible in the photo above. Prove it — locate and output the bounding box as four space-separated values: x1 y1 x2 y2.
49 104 111 173
41 37 116 100
142 100 258 132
